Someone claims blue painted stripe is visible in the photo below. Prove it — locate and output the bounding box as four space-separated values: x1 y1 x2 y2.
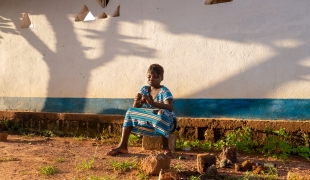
1 97 310 120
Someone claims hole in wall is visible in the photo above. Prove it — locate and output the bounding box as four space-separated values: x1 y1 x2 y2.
75 5 96 22
21 12 33 28
205 0 232 5
198 127 208 140
96 0 110 8
98 12 108 19
111 5 120 17
212 129 222 142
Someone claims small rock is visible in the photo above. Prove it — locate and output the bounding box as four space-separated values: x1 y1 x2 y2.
235 160 256 172
183 147 191 151
219 158 232 168
206 164 218 176
140 153 171 175
197 153 216 174
158 169 179 180
219 146 238 163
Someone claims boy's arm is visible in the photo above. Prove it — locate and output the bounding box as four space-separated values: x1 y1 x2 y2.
133 93 144 107
142 94 173 111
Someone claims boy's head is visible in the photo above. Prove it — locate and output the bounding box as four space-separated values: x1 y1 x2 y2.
147 64 164 80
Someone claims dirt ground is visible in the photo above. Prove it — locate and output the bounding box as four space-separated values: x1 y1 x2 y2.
0 135 310 180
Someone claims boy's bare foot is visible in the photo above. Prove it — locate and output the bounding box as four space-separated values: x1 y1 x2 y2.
164 150 174 159
106 148 128 156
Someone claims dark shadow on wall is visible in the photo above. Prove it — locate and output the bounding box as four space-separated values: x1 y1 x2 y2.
0 16 19 42
0 1 155 113
0 0 310 118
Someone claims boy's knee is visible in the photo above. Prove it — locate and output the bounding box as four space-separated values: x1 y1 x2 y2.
158 109 164 115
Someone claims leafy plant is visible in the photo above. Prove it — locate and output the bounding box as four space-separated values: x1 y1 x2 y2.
128 134 141 146
176 140 189 150
189 175 201 180
261 166 278 179
23 133 36 138
213 139 226 151
260 128 293 161
42 130 56 137
73 134 88 141
200 141 212 151
39 165 57 176
293 146 310 161
137 171 149 180
3 120 27 134
75 158 95 171
238 166 277 180
174 161 184 172
222 127 255 153
303 133 309 147
189 140 200 148
109 159 138 172
176 139 212 151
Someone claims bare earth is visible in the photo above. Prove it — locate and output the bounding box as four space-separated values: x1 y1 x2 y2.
0 135 309 180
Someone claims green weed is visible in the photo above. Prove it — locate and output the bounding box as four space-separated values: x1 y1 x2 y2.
42 130 56 137
174 161 184 172
137 171 149 180
55 157 65 163
213 139 226 150
23 133 36 138
0 157 19 162
303 133 309 147
109 159 138 172
214 127 255 153
176 140 212 151
3 120 28 134
39 165 57 176
86 174 118 180
200 141 212 151
128 134 141 146
73 134 88 141
238 167 277 180
293 145 310 161
75 158 95 171
260 128 293 161
176 139 187 149
189 175 202 180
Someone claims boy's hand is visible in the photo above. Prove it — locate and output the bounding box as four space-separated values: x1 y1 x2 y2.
142 94 153 105
134 93 142 102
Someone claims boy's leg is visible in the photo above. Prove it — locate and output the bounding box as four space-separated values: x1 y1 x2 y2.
162 135 174 159
106 126 132 156
161 135 169 150
118 126 133 149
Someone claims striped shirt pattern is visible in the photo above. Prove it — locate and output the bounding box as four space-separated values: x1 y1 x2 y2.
123 86 177 138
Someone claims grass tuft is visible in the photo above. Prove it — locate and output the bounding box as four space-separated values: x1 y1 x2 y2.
39 165 57 176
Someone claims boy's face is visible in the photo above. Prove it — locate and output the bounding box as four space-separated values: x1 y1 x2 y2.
146 71 162 87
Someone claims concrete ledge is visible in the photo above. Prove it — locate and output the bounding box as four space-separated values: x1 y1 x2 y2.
0 111 310 145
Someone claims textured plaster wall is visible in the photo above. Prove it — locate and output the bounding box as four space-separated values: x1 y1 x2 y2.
1 0 310 100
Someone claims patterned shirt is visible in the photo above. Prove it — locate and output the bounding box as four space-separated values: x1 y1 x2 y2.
139 85 177 120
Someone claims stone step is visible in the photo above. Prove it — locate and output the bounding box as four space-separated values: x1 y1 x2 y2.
142 133 176 151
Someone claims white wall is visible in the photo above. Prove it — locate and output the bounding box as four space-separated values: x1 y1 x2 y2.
1 0 310 99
